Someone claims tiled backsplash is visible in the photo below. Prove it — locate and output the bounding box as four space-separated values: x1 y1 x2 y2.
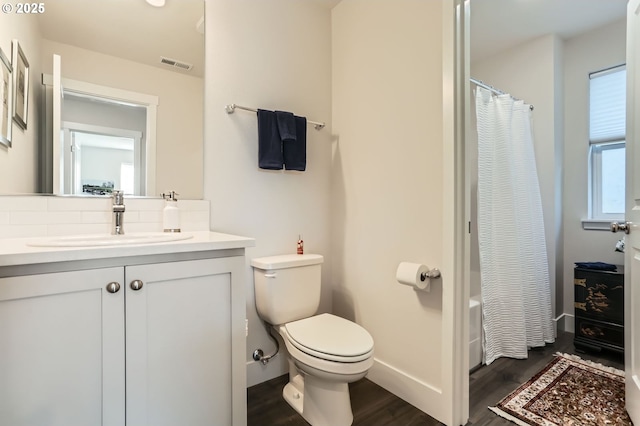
0 195 210 239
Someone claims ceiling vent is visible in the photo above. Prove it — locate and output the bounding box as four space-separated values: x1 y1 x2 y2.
160 56 193 71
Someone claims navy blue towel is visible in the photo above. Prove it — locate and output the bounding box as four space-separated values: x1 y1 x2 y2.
283 116 306 171
574 262 617 271
275 111 297 142
257 109 283 170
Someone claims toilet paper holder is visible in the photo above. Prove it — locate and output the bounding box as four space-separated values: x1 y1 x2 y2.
396 262 441 292
421 268 441 281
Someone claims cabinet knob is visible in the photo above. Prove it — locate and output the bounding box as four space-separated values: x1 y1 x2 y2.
130 279 144 291
106 282 121 293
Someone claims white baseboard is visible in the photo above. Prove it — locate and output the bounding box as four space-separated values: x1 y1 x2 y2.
366 357 445 425
554 313 575 334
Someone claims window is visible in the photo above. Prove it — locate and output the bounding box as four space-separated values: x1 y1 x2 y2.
588 65 626 221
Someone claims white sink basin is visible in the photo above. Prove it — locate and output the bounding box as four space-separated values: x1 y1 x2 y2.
27 232 193 248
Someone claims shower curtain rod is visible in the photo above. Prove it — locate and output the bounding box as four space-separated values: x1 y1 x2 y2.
224 103 326 130
470 77 534 111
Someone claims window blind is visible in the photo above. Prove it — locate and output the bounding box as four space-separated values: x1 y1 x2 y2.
589 65 626 144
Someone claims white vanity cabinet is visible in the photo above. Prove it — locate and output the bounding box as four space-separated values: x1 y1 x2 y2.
0 240 249 426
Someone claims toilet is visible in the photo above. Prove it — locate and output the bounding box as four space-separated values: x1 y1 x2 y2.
251 254 374 426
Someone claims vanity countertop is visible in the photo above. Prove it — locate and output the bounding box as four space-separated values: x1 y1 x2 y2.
0 231 255 267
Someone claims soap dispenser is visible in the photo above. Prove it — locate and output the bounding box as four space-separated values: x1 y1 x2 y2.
161 191 181 233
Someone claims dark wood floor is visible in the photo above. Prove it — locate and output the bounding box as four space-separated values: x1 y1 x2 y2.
467 331 624 425
247 331 625 425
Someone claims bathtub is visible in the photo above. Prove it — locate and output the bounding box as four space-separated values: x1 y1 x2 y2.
469 296 483 370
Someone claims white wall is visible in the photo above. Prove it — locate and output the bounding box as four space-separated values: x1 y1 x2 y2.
40 40 204 199
331 1 459 423
62 96 147 133
203 0 333 387
470 35 563 319
562 19 626 329
81 146 134 190
204 1 462 423
0 11 42 193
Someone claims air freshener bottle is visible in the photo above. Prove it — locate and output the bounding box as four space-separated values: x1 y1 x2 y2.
161 191 181 232
297 235 304 255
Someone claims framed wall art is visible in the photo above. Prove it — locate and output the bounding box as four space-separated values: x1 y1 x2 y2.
0 46 12 147
12 39 29 130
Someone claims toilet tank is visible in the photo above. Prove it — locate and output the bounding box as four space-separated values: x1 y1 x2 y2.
251 254 324 325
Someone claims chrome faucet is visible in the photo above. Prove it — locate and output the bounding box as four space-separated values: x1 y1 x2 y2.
112 190 125 235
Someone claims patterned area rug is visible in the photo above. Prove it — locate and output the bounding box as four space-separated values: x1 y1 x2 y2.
490 353 633 426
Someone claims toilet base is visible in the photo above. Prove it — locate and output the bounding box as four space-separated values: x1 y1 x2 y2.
283 373 354 426
282 374 305 416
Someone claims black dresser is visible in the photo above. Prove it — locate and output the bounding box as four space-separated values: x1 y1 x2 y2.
574 265 624 353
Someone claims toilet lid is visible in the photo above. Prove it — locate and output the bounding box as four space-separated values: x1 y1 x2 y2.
285 313 374 362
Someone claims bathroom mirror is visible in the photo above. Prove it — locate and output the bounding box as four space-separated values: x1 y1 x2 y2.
0 0 204 198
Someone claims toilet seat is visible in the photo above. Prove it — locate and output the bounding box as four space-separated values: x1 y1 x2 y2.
284 313 374 363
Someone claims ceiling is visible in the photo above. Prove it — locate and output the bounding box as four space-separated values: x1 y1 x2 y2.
37 0 628 78
37 0 204 78
471 0 628 62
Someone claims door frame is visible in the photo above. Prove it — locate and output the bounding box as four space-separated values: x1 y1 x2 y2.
448 0 471 424
42 72 158 195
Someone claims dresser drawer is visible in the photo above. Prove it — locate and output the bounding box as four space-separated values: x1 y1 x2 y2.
575 317 624 351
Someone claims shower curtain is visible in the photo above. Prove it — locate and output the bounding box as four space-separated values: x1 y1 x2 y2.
475 87 555 365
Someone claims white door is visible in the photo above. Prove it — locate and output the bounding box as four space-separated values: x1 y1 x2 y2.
625 0 640 422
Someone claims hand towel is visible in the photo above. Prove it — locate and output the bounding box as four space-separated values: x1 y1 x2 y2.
275 110 297 142
258 109 283 170
283 116 306 171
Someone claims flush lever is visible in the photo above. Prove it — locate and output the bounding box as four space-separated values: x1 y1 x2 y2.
610 221 631 234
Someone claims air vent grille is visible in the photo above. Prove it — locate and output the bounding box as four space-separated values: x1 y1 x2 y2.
160 56 193 71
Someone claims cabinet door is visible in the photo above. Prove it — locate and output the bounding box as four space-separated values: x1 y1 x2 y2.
125 257 246 426
0 268 125 426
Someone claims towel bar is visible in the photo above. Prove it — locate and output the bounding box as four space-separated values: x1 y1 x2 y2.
225 103 325 130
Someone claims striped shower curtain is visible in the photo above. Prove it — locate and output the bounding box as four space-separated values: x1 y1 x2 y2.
475 87 555 365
